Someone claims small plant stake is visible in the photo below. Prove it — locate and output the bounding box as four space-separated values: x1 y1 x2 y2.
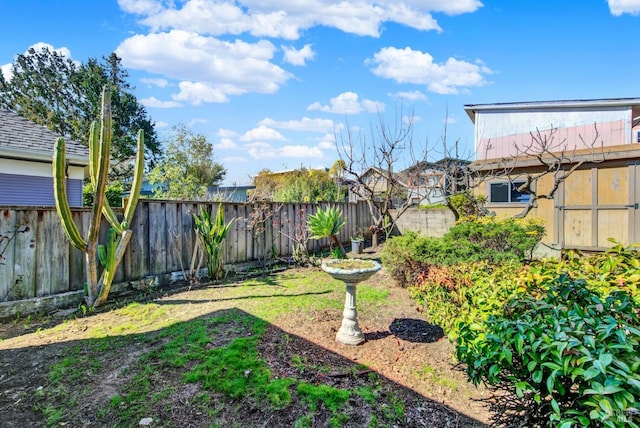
321 259 381 345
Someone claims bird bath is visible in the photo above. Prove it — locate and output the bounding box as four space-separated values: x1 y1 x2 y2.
321 259 382 345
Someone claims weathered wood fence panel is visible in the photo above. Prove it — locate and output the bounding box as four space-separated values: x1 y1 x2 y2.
0 201 372 304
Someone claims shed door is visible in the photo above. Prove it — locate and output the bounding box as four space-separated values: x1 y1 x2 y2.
557 163 640 250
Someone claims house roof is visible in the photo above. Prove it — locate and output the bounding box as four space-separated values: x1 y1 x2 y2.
464 97 640 123
0 110 89 165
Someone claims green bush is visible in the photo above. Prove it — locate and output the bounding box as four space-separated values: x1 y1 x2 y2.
457 275 640 428
307 206 346 257
446 216 545 261
381 216 544 288
409 261 523 339
83 181 124 207
518 243 640 305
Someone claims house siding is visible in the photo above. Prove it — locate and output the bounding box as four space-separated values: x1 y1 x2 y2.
0 173 83 207
474 106 632 161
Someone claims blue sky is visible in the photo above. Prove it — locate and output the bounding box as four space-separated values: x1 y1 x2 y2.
2 0 640 185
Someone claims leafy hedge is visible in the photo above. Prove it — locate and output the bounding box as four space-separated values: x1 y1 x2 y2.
381 216 544 288
382 222 640 427
457 275 640 427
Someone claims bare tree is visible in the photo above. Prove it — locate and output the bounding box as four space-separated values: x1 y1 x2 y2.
335 107 440 246
337 104 608 244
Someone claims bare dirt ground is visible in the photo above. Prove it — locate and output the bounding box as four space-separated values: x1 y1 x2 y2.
0 248 491 427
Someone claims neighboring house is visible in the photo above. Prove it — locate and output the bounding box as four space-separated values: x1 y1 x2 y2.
131 176 255 202
348 167 391 203
465 98 640 252
399 158 470 206
0 110 89 207
208 185 255 202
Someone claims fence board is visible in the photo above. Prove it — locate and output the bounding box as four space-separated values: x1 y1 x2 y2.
14 210 37 298
126 202 149 280
0 209 16 301
181 203 196 272
51 213 69 294
68 211 85 290
168 202 183 273
148 202 167 275
35 210 53 297
235 204 247 265
0 201 373 303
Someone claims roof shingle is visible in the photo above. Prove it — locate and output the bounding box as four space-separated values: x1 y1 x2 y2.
0 110 89 164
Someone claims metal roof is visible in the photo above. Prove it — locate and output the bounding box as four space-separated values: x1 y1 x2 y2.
0 110 89 165
464 97 640 123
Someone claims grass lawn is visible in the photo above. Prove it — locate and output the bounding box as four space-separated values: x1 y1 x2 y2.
0 267 489 427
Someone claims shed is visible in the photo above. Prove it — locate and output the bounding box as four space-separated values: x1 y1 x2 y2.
465 98 640 252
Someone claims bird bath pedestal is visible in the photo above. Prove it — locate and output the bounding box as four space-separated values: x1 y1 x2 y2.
321 259 381 345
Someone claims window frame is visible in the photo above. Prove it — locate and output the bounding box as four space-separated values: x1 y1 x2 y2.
488 180 532 204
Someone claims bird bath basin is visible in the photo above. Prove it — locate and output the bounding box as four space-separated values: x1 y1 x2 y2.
321 259 381 345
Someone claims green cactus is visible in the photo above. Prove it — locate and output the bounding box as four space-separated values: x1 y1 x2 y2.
53 86 144 308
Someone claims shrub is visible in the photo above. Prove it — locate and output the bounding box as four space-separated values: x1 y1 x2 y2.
518 243 640 305
380 231 430 288
410 261 523 339
83 181 124 207
193 205 234 280
446 215 545 261
457 275 640 427
381 216 544 288
307 206 346 258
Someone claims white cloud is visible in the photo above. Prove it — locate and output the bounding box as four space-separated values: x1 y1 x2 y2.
116 30 291 104
317 133 336 150
307 92 384 114
216 128 239 138
0 63 12 81
258 117 335 132
188 118 209 127
389 90 428 102
240 125 286 142
245 141 324 160
222 156 247 163
155 121 170 128
117 0 165 15
215 138 238 150
119 0 482 40
140 96 182 108
140 77 169 87
609 0 640 15
282 44 315 66
403 115 420 125
368 47 492 94
174 81 233 104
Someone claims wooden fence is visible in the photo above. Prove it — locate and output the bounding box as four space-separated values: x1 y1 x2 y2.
0 200 372 304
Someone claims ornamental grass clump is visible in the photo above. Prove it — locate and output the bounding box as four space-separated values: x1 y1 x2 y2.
193 204 234 280
307 206 346 258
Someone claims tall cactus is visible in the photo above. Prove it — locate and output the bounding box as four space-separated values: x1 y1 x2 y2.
53 86 144 308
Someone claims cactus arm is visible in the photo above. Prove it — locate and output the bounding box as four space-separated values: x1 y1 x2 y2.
87 118 123 232
87 118 125 234
53 137 87 251
124 129 145 226
102 203 124 233
94 229 132 307
89 121 99 188
87 87 112 245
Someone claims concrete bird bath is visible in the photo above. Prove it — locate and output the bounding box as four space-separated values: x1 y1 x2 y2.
321 259 381 345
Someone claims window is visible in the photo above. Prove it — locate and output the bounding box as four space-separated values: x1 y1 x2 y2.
489 181 531 203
